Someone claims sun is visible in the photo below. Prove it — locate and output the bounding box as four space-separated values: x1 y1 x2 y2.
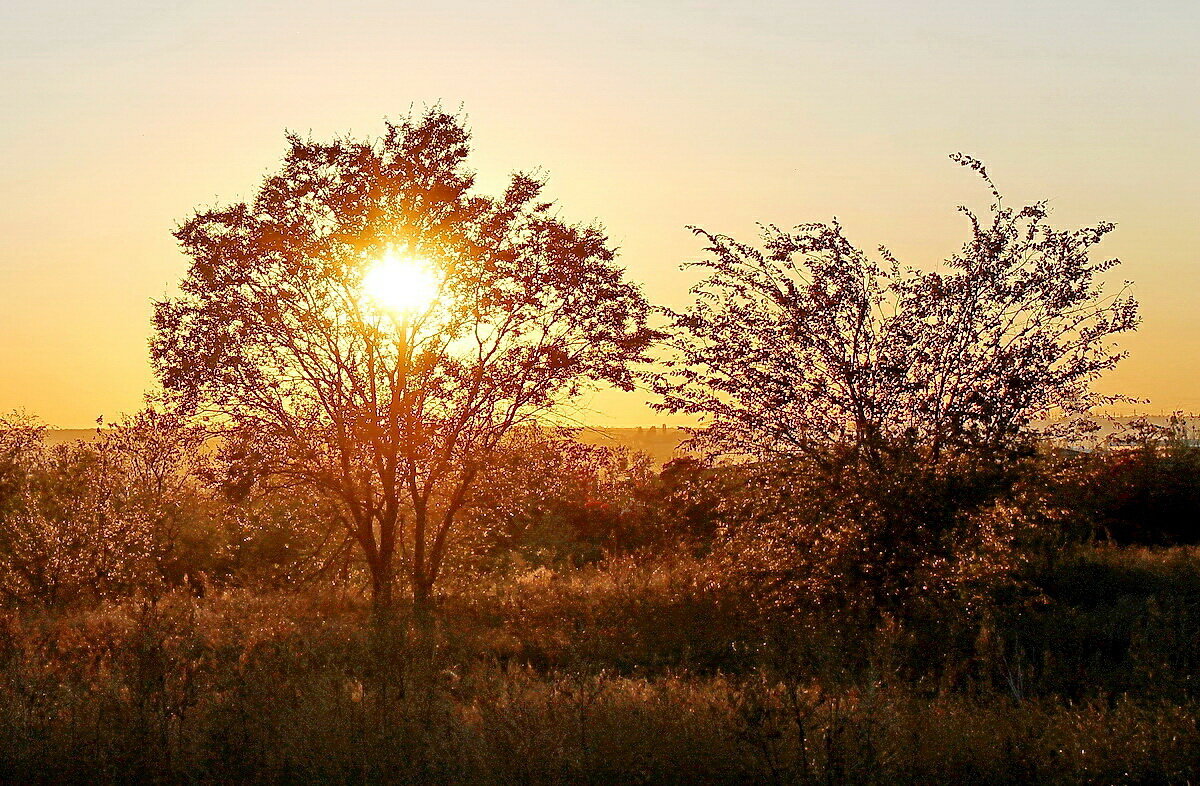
361 251 441 316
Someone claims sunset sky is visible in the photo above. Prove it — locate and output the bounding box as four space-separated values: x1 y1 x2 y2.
2 0 1197 428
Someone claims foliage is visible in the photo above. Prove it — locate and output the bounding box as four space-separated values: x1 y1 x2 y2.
0 412 163 604
637 456 731 547
152 109 656 608
704 457 1042 615
3 547 1200 783
655 157 1139 613
1078 415 1200 544
458 428 728 567
1012 544 1200 701
657 155 1138 464
0 409 345 604
455 426 643 567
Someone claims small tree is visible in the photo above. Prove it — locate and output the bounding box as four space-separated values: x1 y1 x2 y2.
152 110 655 612
655 156 1139 611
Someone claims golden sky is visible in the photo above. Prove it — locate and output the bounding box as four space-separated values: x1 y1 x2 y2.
2 0 1197 427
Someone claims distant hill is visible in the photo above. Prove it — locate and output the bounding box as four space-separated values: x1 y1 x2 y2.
1086 414 1199 435
39 426 693 464
575 427 691 465
44 429 101 445
45 417 1190 462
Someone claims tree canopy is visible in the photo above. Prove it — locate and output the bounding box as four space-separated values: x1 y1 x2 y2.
654 156 1140 612
152 109 657 609
656 154 1139 469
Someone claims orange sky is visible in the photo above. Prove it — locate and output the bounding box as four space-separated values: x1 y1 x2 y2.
2 0 1197 427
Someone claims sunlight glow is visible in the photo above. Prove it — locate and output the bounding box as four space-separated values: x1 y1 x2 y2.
361 251 441 316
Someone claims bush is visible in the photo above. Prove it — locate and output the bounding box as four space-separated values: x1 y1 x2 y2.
1083 417 1200 545
0 413 163 604
700 453 1043 620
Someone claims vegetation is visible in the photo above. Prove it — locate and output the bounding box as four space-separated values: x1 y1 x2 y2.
3 412 1199 783
2 121 1196 782
653 154 1138 616
1 546 1199 783
153 109 655 611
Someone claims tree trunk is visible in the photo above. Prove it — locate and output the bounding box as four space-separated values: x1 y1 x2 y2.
369 558 395 624
412 574 434 625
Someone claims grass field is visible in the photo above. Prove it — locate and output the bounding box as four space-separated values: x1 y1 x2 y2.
2 545 1197 784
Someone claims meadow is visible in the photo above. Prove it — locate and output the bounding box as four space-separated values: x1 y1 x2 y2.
2 543 1198 784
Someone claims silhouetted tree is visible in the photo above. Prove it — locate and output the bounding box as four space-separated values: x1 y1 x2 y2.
656 156 1139 611
152 110 656 613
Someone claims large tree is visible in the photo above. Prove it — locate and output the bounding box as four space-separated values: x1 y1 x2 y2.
153 110 656 611
655 156 1140 611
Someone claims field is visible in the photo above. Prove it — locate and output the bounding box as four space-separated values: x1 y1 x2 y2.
2 545 1198 784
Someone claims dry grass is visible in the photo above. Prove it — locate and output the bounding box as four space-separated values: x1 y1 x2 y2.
1 547 1199 783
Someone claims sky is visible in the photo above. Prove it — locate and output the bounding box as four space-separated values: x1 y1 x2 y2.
1 0 1197 428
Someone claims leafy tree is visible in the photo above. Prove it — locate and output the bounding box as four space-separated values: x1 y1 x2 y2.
152 110 656 612
655 156 1139 611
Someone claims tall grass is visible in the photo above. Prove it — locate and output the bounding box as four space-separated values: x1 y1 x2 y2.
1 546 1198 783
